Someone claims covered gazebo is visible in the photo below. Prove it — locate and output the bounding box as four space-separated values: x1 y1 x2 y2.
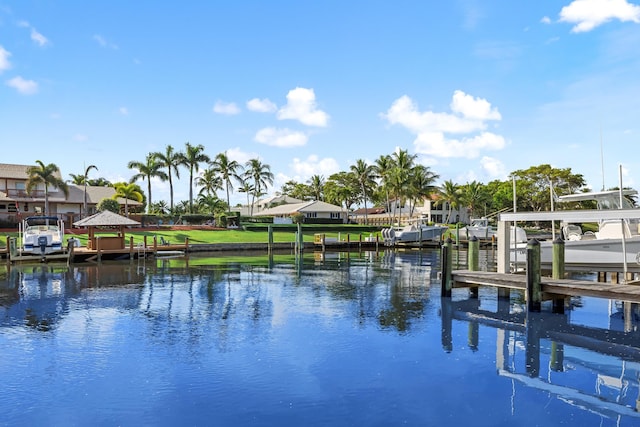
73 210 141 250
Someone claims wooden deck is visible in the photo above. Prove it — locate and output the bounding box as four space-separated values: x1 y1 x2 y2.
452 270 640 303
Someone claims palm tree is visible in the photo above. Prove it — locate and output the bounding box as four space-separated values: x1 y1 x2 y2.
196 168 223 198
197 194 226 216
438 180 462 223
112 182 143 217
244 158 274 216
389 149 417 224
183 142 210 213
82 164 98 217
374 154 394 224
25 160 69 216
307 175 325 201
407 165 439 218
127 154 168 214
350 159 377 225
153 145 185 212
238 181 255 213
211 152 243 213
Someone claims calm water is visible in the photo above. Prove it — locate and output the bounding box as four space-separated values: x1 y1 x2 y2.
1 249 639 426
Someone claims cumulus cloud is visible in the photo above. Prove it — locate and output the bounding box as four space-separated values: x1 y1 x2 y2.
226 147 259 164
540 16 552 24
254 127 308 147
277 87 329 127
247 98 277 113
382 91 505 159
213 101 241 115
480 156 506 178
6 76 38 95
93 34 118 49
559 0 640 32
0 45 11 72
290 155 340 180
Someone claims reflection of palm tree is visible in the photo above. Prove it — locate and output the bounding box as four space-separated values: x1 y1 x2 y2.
26 160 69 216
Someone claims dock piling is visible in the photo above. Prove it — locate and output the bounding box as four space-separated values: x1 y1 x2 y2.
526 239 541 312
552 237 566 313
468 236 479 298
441 238 453 297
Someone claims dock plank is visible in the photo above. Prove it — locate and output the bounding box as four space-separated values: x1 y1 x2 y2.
452 270 640 304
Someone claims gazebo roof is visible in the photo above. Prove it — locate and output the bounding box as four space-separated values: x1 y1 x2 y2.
73 210 141 227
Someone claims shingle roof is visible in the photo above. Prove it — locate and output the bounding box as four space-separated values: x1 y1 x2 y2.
73 210 141 227
255 200 344 216
0 163 63 180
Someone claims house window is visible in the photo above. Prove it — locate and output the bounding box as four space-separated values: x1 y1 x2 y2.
330 212 341 219
0 204 5 210
7 203 17 212
305 212 317 218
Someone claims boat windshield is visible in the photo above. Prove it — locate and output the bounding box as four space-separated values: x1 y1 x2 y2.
595 195 635 210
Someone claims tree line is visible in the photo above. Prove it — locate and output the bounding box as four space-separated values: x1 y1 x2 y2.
28 144 609 224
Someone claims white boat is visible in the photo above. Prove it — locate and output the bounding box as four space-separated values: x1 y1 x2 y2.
459 217 528 243
511 189 640 267
382 219 448 245
20 216 65 256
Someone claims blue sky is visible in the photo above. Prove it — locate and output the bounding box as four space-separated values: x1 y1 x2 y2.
2 0 640 206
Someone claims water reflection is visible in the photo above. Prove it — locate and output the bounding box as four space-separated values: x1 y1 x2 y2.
1 250 640 425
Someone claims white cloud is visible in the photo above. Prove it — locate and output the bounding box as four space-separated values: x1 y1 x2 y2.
480 156 506 178
247 97 277 113
0 45 11 72
226 147 258 164
30 28 49 47
93 34 118 49
559 0 640 32
290 155 340 181
6 76 38 95
254 127 308 147
119 107 129 115
277 87 329 127
450 90 501 121
383 91 506 160
213 101 240 115
540 16 552 24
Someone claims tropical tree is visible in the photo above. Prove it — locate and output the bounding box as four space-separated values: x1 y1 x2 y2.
153 144 185 212
374 154 394 223
388 149 417 224
324 171 359 211
127 154 168 214
183 142 211 213
196 168 223 198
211 152 243 213
112 182 144 217
307 175 325 201
407 165 439 218
460 181 489 219
438 180 462 223
97 198 120 213
238 181 255 212
245 158 274 216
197 194 227 216
25 160 69 216
350 159 377 224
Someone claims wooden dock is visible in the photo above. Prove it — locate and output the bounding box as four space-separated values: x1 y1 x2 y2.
452 270 640 304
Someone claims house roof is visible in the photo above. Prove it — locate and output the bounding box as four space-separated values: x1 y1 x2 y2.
73 210 141 227
255 200 343 216
0 163 64 180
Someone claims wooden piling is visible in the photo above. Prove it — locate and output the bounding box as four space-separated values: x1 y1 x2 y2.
552 237 565 314
441 238 453 297
468 236 479 298
526 239 541 312
268 225 273 254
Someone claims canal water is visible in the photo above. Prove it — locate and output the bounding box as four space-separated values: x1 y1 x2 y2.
0 249 639 426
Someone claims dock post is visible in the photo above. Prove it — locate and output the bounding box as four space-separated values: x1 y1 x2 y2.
441 238 453 297
96 236 102 263
526 239 541 312
468 236 479 298
268 225 273 254
552 237 565 313
5 236 10 266
185 237 189 253
297 223 303 253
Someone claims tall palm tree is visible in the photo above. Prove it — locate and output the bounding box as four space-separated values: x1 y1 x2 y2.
153 145 185 213
238 181 254 213
82 164 98 217
350 159 377 225
112 182 144 217
389 149 417 224
307 174 325 201
244 158 274 216
374 154 394 224
407 165 439 218
211 152 243 213
183 142 210 213
127 154 168 214
25 160 69 216
438 179 462 223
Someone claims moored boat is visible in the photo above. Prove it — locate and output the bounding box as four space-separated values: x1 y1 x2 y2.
20 216 65 256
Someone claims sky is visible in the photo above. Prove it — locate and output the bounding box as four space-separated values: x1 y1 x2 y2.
2 0 640 207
